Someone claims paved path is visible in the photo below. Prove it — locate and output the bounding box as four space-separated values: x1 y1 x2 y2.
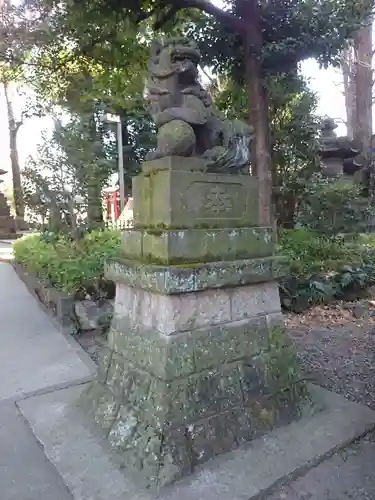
267 431 375 499
0 262 94 500
0 263 92 400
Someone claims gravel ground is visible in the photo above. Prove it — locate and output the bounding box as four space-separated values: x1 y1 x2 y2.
288 325 375 409
266 305 375 499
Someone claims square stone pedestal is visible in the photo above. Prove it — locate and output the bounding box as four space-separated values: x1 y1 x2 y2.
0 194 16 236
83 157 311 489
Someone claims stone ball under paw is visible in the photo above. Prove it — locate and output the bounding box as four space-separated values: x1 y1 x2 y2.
157 119 196 157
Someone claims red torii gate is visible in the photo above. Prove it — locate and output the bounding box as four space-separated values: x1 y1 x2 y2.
103 186 121 222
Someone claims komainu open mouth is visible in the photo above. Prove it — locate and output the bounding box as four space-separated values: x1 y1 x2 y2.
172 48 200 65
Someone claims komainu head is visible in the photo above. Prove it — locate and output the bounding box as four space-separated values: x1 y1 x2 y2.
148 37 201 79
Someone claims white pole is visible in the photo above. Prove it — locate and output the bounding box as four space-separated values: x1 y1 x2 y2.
117 118 125 213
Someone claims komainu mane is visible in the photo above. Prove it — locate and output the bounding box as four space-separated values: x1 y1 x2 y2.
145 37 253 172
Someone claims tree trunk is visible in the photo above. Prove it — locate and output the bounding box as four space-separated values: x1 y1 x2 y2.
120 115 131 201
3 81 24 218
86 171 103 225
241 0 272 226
353 22 373 157
342 47 356 140
86 115 104 225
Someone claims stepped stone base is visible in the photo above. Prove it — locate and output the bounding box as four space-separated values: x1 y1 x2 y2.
0 193 17 235
14 216 29 231
132 162 260 229
83 157 311 489
0 215 16 235
82 276 311 489
121 226 275 264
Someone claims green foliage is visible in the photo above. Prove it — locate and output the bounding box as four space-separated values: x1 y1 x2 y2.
23 111 117 227
184 0 372 79
23 6 157 187
298 175 373 237
17 0 369 206
33 0 370 100
278 228 359 276
13 229 121 296
213 71 321 226
55 111 116 224
69 0 371 76
278 228 375 312
268 74 321 227
28 0 370 110
23 130 82 230
358 233 375 249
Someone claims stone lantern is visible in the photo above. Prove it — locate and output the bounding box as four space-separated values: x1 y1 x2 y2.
319 117 364 181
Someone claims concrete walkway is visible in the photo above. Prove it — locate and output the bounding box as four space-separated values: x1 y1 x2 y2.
0 262 94 500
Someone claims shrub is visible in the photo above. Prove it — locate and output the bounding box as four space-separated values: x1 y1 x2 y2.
279 228 375 312
278 228 355 276
297 174 373 237
13 229 121 297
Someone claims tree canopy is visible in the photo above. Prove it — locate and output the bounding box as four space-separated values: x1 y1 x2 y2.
1 0 373 228
60 0 372 75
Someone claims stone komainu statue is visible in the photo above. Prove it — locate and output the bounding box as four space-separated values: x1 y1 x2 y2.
145 37 254 172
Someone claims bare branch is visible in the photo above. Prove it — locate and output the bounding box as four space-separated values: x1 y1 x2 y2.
140 0 245 35
184 0 245 34
14 121 22 133
154 4 181 29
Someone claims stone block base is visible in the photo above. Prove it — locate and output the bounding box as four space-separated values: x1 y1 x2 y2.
82 280 311 488
14 216 29 231
0 214 16 233
132 159 261 229
83 361 308 488
121 226 275 264
106 256 288 294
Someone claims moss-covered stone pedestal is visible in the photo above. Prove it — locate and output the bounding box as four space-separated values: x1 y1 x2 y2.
0 194 17 236
0 171 16 237
84 157 310 489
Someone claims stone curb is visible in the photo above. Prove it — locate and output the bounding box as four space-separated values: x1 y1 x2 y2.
12 262 76 328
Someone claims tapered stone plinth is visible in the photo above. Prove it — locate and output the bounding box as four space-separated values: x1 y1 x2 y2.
0 209 16 235
83 157 311 489
0 172 16 236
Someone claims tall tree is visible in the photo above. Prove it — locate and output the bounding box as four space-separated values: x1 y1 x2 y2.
2 80 23 218
342 46 356 139
353 21 373 156
0 0 51 218
55 0 371 225
1 0 24 218
22 1 158 200
54 109 116 225
214 71 320 226
341 13 373 154
23 111 117 228
14 0 373 226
